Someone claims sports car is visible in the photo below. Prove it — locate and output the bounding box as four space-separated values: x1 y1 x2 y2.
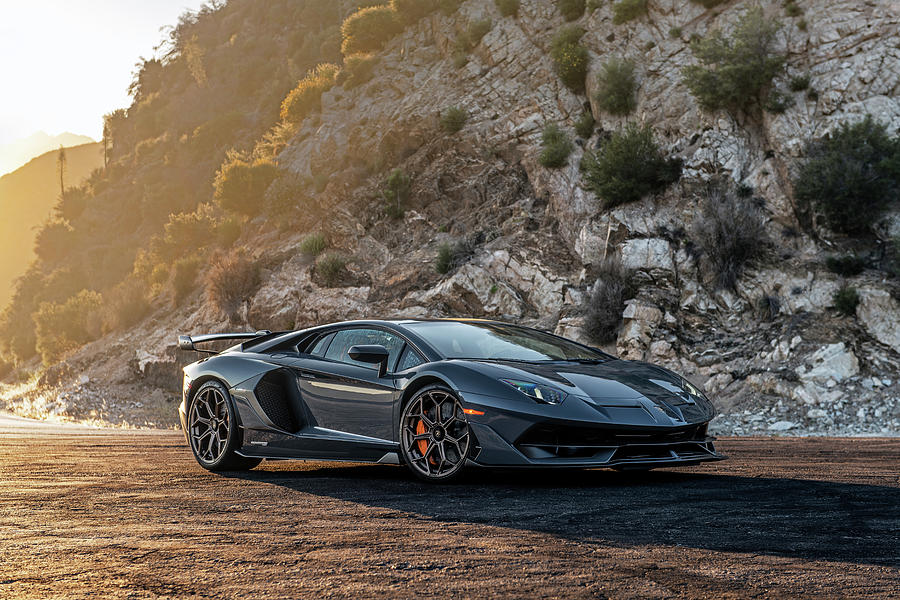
177 319 725 481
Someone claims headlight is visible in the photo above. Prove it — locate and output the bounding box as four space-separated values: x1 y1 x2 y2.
682 379 708 402
500 379 567 405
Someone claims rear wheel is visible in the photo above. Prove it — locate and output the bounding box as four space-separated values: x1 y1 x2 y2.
188 380 261 471
400 385 472 482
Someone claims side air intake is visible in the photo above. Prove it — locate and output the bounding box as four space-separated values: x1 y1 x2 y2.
254 375 298 432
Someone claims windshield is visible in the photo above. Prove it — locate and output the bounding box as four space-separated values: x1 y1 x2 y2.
404 321 608 361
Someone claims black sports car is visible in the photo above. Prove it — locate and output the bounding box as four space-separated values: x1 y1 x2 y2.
177 319 724 481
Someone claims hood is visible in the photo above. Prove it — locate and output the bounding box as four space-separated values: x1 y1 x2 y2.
456 358 715 422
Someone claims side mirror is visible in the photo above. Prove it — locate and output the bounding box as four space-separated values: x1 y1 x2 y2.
348 344 390 377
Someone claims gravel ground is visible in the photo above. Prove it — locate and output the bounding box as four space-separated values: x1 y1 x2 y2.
1 420 898 599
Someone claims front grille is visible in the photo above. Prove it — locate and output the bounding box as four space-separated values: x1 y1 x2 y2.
254 379 297 432
515 423 710 460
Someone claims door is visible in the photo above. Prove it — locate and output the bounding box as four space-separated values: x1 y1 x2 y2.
291 327 406 442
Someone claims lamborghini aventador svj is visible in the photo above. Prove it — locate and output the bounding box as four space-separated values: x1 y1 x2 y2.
177 319 725 481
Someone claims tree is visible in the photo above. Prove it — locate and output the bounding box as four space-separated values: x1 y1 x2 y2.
56 145 67 197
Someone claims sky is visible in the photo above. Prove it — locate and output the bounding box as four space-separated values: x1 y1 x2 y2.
0 0 209 146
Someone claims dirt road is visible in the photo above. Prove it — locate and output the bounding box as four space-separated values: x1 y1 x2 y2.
1 418 898 598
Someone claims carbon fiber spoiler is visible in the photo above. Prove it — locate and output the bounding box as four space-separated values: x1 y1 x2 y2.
177 330 271 354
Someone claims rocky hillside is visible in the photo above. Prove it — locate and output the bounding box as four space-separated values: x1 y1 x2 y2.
2 0 899 435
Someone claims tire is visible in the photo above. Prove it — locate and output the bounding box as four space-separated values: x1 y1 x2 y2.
187 379 261 471
399 384 472 483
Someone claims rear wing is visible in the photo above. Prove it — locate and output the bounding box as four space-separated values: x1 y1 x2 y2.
177 330 272 355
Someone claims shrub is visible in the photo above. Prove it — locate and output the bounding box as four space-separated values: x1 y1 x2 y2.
103 277 151 332
692 182 769 290
669 26 683 39
457 18 492 52
682 8 784 113
340 53 379 89
538 123 575 169
495 0 519 17
440 106 468 133
789 74 810 92
883 238 900 278
300 232 327 257
612 0 648 25
280 63 341 125
172 256 202 306
690 0 726 7
550 26 589 92
825 254 866 277
794 116 900 234
315 252 348 287
763 89 793 114
217 216 242 247
382 168 411 219
264 171 307 217
434 239 474 274
594 58 637 115
163 205 218 255
575 112 595 138
581 123 681 208
341 5 403 56
584 257 633 343
435 242 454 274
213 154 278 216
757 294 781 321
586 0 603 11
33 290 104 365
556 0 585 21
391 0 436 24
833 285 860 316
784 1 802 17
205 252 261 320
34 221 74 264
438 0 462 16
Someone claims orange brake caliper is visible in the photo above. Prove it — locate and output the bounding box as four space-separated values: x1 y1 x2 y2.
416 420 437 465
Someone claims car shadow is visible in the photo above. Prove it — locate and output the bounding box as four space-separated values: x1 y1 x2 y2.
221 463 900 567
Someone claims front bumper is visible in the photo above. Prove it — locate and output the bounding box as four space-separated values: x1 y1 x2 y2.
459 390 725 469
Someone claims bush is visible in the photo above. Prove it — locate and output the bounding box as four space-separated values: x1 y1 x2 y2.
584 257 633 343
669 26 683 39
612 0 648 24
264 171 307 218
280 63 341 125
581 123 681 208
833 285 860 316
682 8 784 113
825 254 866 277
103 277 151 332
434 239 474 274
574 112 595 138
341 5 404 56
550 26 589 92
495 0 519 17
538 123 575 169
690 0 726 7
172 256 202 306
315 252 348 287
440 106 468 133
789 74 810 92
556 0 585 21
763 89 793 114
340 53 379 89
794 116 900 235
692 182 769 290
33 290 104 365
34 221 74 264
435 242 454 274
300 232 327 257
784 1 802 17
594 58 637 115
213 154 278 216
456 18 492 52
391 0 436 24
205 252 261 320
163 205 219 256
382 168 411 219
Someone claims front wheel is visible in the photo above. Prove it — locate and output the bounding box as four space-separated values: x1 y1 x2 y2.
187 380 261 471
399 385 472 482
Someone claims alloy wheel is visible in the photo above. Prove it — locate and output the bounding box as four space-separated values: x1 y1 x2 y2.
401 388 471 480
189 386 231 464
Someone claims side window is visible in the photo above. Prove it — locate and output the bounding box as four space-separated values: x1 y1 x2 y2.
396 345 425 372
307 333 334 357
324 328 405 371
